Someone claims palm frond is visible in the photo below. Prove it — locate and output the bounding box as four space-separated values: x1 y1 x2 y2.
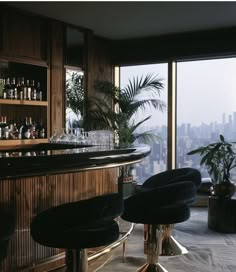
86 74 166 146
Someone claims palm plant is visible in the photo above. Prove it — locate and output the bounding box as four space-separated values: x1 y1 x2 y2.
85 74 167 147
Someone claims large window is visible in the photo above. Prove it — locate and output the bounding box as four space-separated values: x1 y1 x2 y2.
176 58 236 179
120 64 168 184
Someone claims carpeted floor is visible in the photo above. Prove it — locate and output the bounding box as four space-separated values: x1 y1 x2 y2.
98 207 236 272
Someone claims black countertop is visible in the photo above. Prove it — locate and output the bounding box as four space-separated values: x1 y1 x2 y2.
0 143 151 180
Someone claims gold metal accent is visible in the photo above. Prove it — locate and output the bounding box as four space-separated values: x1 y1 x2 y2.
141 224 168 272
74 249 88 272
167 61 177 170
137 263 168 272
161 224 188 256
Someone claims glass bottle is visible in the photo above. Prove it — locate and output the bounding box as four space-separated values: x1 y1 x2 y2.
4 78 11 99
26 80 31 101
0 78 5 98
36 82 43 101
31 80 37 101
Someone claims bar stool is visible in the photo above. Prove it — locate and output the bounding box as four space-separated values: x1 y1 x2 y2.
0 203 16 266
31 193 123 272
140 168 201 256
121 180 196 272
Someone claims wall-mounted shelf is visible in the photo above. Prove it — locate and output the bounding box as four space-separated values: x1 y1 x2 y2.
0 138 48 147
0 99 48 106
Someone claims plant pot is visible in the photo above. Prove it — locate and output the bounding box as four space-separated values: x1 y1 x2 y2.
212 182 236 198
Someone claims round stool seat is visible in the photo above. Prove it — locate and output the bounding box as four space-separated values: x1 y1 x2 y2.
31 219 119 249
31 193 123 249
122 202 190 225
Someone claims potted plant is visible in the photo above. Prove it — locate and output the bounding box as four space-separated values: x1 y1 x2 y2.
85 74 166 146
187 134 236 197
84 74 166 185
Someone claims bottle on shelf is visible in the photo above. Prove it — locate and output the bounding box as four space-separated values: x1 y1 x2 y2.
10 78 16 99
37 120 46 138
2 80 7 99
12 121 20 139
28 116 35 139
4 78 11 99
21 77 27 100
26 80 31 101
31 80 37 101
0 78 5 98
15 78 21 100
36 82 43 101
0 116 3 139
21 117 30 139
1 116 9 139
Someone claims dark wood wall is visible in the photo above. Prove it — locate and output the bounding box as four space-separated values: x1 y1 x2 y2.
112 27 236 65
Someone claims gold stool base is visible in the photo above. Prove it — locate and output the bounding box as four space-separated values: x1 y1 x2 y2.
161 235 188 256
137 263 168 272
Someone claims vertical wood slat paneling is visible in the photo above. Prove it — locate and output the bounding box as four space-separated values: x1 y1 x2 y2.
0 168 118 272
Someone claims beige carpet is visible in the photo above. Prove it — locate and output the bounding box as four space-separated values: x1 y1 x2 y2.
99 207 236 272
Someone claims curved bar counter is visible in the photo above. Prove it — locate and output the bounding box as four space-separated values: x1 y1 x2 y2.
0 143 151 272
0 143 151 180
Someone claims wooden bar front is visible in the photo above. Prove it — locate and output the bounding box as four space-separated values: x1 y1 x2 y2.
0 168 118 271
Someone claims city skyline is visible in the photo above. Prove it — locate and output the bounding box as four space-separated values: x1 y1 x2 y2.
120 58 236 127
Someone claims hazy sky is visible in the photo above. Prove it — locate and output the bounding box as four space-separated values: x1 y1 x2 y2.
120 63 168 129
120 58 236 127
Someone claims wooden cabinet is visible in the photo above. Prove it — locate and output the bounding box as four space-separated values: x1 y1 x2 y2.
0 5 48 61
0 5 50 147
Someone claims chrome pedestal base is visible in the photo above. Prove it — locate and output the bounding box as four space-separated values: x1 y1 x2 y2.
137 263 168 272
66 249 88 272
162 235 188 256
161 224 188 256
141 224 168 272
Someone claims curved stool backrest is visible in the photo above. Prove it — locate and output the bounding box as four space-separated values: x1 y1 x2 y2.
142 167 201 189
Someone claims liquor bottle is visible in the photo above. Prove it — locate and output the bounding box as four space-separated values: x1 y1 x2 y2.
31 80 37 101
12 121 20 139
28 117 34 139
15 78 21 100
4 78 11 99
32 119 38 138
3 80 7 99
10 78 16 99
8 119 14 139
2 116 9 139
18 78 23 100
0 116 3 139
21 117 30 139
21 77 27 100
37 120 46 138
0 78 5 98
26 80 31 100
36 82 43 101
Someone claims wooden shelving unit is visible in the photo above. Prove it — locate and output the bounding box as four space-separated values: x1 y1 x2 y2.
0 99 48 107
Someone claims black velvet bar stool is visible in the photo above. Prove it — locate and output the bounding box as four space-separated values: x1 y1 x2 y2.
0 203 16 267
140 167 201 256
31 193 123 272
121 180 196 272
